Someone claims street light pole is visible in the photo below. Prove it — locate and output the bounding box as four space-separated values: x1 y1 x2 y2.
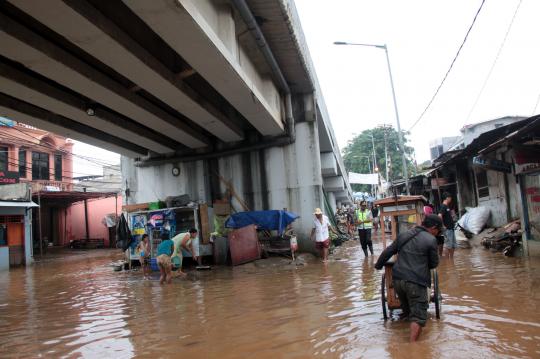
383 125 389 182
381 45 410 194
334 41 410 195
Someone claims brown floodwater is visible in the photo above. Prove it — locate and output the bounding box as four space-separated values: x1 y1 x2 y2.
1 239 540 359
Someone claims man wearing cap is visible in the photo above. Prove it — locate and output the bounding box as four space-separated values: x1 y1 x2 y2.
374 214 442 342
310 208 333 262
356 201 374 257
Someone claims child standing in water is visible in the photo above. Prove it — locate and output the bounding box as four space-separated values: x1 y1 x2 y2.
137 234 150 279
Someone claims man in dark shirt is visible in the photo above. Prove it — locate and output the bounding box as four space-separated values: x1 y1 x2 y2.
375 214 442 342
439 192 456 258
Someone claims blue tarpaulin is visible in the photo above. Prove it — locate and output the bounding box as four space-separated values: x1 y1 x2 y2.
225 210 299 235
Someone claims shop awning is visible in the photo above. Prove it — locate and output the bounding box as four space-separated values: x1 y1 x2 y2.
32 191 118 207
0 201 39 208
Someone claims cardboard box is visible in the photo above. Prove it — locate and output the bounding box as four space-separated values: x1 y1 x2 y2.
213 202 231 215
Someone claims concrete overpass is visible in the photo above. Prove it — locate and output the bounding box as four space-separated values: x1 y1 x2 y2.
0 0 352 248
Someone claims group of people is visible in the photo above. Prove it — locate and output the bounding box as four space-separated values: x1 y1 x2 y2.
311 193 458 342
310 200 379 260
136 228 200 284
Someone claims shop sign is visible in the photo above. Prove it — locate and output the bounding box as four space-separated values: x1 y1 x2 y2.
0 171 19 185
472 156 512 173
515 149 540 175
516 162 540 175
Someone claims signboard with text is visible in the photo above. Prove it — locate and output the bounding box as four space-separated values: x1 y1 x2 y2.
0 171 20 185
515 149 540 175
472 156 512 173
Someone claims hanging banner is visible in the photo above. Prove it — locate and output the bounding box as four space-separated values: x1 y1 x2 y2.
349 172 379 185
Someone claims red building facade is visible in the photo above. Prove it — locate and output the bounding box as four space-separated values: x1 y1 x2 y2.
1 121 120 263
0 121 74 192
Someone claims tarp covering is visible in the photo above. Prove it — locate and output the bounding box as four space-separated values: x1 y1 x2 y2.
225 210 299 235
349 172 379 185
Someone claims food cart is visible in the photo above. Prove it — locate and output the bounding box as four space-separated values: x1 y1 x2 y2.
374 195 442 320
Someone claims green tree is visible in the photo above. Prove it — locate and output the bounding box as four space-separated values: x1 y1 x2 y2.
343 125 415 192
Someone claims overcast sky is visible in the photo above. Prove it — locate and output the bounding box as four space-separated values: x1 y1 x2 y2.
74 0 540 174
295 0 540 162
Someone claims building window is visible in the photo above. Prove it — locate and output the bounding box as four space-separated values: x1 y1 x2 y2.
476 170 489 198
54 154 62 181
32 152 49 180
0 146 7 171
18 149 26 178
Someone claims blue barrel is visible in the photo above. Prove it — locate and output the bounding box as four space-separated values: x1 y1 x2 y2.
150 257 159 271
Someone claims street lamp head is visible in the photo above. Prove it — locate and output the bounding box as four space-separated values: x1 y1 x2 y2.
333 41 348 45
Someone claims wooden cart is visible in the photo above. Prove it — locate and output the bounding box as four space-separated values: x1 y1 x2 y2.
374 195 441 320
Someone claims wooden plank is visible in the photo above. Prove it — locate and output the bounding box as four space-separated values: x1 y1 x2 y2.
122 202 149 212
391 216 397 241
380 221 387 249
385 267 401 309
199 203 210 244
216 173 250 211
380 209 417 217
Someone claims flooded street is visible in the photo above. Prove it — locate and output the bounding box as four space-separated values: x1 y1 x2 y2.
1 239 540 359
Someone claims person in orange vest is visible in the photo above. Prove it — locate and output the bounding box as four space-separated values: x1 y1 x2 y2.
356 201 373 257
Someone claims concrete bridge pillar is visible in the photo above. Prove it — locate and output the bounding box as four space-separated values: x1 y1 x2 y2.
292 119 323 252
327 191 337 214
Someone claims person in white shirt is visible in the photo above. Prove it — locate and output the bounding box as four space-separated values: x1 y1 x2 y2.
310 208 334 262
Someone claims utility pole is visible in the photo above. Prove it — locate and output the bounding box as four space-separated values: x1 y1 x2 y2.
334 41 410 194
369 133 378 173
383 125 389 182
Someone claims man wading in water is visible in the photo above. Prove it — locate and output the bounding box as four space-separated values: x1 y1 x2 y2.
374 214 442 342
310 208 335 263
356 201 374 257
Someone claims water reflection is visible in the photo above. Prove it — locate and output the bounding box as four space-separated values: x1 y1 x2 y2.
0 241 540 358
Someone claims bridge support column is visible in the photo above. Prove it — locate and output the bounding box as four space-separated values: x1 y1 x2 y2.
327 192 337 214
292 120 324 253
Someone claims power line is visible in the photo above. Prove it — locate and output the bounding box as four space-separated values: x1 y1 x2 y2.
4 159 119 182
466 0 522 122
409 0 487 131
0 121 118 167
1 130 111 169
0 118 117 167
533 91 540 115
1 133 120 178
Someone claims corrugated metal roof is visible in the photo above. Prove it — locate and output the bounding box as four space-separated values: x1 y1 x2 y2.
0 201 38 208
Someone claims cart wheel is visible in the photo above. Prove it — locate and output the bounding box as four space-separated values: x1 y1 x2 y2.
433 270 441 319
381 273 388 320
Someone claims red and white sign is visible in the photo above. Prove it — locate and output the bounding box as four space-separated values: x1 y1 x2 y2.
0 171 19 185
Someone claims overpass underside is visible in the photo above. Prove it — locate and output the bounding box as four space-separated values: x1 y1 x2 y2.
0 0 351 248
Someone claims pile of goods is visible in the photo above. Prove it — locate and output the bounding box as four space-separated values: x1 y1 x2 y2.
458 206 491 235
331 211 351 247
481 220 522 256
